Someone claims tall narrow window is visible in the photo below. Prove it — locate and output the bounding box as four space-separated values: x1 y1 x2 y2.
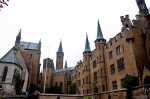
60 82 63 92
110 64 115 75
100 56 103 62
101 68 104 77
116 45 121 55
86 76 88 84
117 58 125 71
12 69 18 84
109 51 113 59
93 60 96 68
2 66 8 81
93 71 97 82
112 81 117 90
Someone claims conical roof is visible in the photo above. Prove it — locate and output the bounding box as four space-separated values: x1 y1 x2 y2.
57 41 63 53
96 20 104 40
84 34 91 52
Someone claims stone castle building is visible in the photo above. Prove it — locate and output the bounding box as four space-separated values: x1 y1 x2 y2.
41 41 74 94
41 0 150 95
0 30 41 94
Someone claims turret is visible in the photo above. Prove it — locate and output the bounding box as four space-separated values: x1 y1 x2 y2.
56 41 64 70
95 20 106 49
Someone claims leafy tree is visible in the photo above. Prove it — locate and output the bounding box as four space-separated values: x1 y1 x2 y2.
122 74 139 99
70 83 76 94
92 81 98 93
14 72 22 95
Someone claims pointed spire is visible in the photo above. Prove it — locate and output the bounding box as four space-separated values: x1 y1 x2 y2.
57 40 63 53
64 60 67 68
15 29 21 45
84 34 91 52
96 20 104 40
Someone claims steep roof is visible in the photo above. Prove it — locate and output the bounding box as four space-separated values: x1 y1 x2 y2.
53 66 75 73
0 47 20 65
57 41 63 53
96 20 104 40
20 41 40 51
84 34 91 52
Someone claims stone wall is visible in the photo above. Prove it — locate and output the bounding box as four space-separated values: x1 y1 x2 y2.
39 85 150 99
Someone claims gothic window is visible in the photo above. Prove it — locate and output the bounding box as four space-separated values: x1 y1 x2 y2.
112 81 117 90
102 85 105 92
2 66 8 81
60 82 63 92
93 60 96 68
116 45 121 55
93 71 97 82
12 69 18 84
86 76 88 84
110 64 115 75
109 51 113 59
117 58 125 71
101 68 104 77
100 56 103 62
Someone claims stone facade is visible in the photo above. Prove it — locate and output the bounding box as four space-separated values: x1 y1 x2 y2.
0 31 41 95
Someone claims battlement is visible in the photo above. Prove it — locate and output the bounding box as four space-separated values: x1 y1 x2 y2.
120 15 130 22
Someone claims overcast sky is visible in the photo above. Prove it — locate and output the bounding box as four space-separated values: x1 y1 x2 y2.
0 0 149 71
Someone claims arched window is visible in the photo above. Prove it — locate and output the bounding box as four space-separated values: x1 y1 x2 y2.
2 66 8 81
60 82 63 92
12 69 18 84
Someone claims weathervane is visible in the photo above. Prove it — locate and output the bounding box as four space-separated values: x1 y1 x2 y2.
0 0 9 11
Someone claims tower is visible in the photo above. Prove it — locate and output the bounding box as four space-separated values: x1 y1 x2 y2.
56 41 64 70
94 20 107 91
135 0 149 16
42 58 54 90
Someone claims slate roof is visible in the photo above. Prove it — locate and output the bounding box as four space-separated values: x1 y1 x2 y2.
84 34 91 52
57 41 63 53
20 41 40 51
96 20 104 40
0 47 20 65
53 66 75 73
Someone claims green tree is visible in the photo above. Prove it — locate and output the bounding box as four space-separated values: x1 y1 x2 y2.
14 72 22 95
92 81 98 93
70 83 76 94
122 74 139 99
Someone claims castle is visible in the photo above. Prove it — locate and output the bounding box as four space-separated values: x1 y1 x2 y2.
41 0 150 94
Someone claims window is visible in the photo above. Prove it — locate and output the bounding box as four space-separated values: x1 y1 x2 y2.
116 45 121 55
85 65 88 71
60 82 63 92
93 60 96 68
100 56 103 62
109 51 113 59
79 72 80 77
112 81 117 90
2 66 8 81
79 80 81 86
102 85 105 92
12 69 18 84
110 64 115 75
117 58 125 71
83 78 84 85
121 79 123 88
86 76 88 84
93 71 97 82
101 68 104 77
